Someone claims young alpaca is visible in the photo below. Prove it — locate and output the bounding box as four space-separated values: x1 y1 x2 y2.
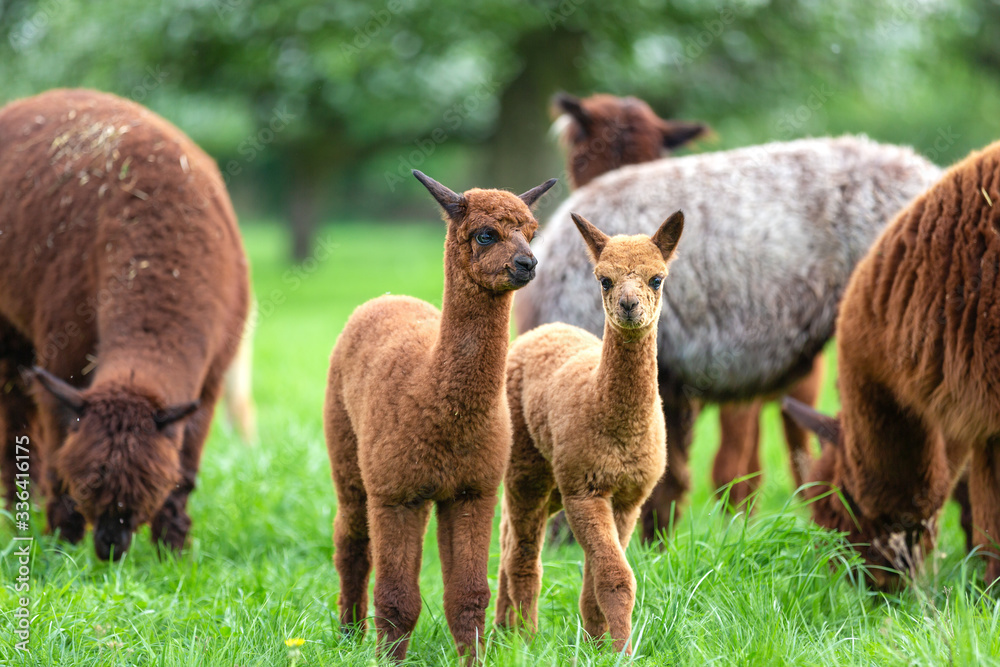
497 211 683 652
324 171 555 661
549 91 823 511
783 140 1000 589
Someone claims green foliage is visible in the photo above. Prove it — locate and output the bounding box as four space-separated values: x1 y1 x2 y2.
1 220 998 665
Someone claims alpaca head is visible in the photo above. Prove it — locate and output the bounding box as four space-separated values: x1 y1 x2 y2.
780 396 930 591
32 367 198 560
570 210 683 335
413 170 556 292
553 93 710 188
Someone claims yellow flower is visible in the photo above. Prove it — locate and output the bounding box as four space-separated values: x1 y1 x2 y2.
285 637 305 648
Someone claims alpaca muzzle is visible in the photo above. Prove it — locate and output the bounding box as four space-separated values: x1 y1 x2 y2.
94 511 134 561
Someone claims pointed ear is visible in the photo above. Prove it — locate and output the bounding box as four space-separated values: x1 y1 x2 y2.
570 212 610 263
552 92 590 131
781 396 842 447
651 210 684 261
154 400 200 429
31 366 86 416
412 170 466 222
519 178 557 208
660 120 710 150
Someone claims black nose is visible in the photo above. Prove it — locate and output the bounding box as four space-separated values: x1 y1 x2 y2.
619 295 639 312
94 512 133 561
513 254 537 272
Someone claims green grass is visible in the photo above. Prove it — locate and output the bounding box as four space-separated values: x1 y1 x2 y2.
2 220 998 665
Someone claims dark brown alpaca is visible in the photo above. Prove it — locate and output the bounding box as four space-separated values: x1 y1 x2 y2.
783 140 1000 589
549 92 821 522
0 89 249 560
497 211 682 653
324 171 555 662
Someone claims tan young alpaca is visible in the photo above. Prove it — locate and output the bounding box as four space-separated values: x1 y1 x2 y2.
497 210 683 652
324 170 556 662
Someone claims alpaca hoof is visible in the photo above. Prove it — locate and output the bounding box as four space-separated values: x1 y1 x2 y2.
341 620 367 641
151 507 191 553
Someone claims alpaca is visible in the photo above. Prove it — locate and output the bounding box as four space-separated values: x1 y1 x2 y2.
497 211 682 652
550 91 824 510
517 132 942 542
221 297 258 445
0 89 249 560
324 170 556 661
782 140 1000 589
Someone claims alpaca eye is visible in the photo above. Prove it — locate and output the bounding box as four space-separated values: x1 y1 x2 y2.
650 276 663 290
475 230 497 246
600 277 613 291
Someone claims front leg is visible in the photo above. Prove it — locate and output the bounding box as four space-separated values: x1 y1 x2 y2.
151 398 215 551
564 494 635 653
437 492 497 662
370 500 432 662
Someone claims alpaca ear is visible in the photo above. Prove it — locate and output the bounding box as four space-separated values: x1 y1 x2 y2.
570 212 610 263
412 170 466 222
660 120 710 150
519 178 558 208
31 366 86 419
154 400 200 429
781 396 842 447
651 210 684 261
553 92 590 131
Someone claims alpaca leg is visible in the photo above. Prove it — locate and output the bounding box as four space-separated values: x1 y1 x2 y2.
437 493 497 660
578 558 607 641
713 401 762 508
952 472 974 554
641 386 697 543
150 383 221 551
496 482 552 631
327 393 371 634
370 501 431 661
968 441 1000 585
782 354 825 487
0 323 41 506
565 495 635 653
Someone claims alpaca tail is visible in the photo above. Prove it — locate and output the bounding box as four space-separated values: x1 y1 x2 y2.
223 299 258 445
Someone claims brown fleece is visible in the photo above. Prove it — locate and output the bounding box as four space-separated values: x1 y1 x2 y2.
547 92 822 527
496 211 682 652
783 140 1000 588
324 171 555 662
0 89 249 560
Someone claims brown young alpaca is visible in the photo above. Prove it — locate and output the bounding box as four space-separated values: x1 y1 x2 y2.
551 91 823 511
497 211 683 652
324 170 556 661
783 139 1000 589
0 89 249 560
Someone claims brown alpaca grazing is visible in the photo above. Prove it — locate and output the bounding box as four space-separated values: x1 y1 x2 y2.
497 211 682 652
0 89 249 560
783 139 1000 589
552 91 823 510
324 170 556 661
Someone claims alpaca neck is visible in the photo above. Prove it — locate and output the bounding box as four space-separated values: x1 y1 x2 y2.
595 320 659 409
430 264 512 412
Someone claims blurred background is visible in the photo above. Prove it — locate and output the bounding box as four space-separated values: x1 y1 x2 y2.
2 0 999 261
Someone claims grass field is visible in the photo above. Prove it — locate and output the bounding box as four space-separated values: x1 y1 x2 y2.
2 220 998 666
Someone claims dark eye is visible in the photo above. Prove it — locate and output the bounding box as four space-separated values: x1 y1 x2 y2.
650 276 663 290
600 277 613 291
475 230 497 246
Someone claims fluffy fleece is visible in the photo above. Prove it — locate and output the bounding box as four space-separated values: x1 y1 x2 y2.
0 89 249 560
518 133 941 540
324 171 555 662
783 139 1000 589
497 211 682 652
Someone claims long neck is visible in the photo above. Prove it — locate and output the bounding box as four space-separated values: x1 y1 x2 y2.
595 320 660 409
430 262 513 413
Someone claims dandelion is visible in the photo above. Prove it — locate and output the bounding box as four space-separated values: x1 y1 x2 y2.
285 637 305 666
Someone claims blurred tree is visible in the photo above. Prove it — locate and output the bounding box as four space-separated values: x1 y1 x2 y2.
1 0 998 259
